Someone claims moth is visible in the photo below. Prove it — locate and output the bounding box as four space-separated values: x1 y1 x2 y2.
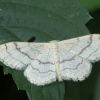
0 34 100 86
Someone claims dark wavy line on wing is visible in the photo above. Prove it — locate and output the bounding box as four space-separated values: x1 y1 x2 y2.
31 64 55 74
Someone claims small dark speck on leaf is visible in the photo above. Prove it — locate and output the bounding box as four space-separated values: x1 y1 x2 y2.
28 37 36 42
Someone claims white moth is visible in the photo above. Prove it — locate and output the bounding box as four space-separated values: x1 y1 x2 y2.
0 34 100 86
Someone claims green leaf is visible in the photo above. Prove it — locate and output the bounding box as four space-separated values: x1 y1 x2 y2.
93 62 100 100
80 0 100 11
0 0 90 100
